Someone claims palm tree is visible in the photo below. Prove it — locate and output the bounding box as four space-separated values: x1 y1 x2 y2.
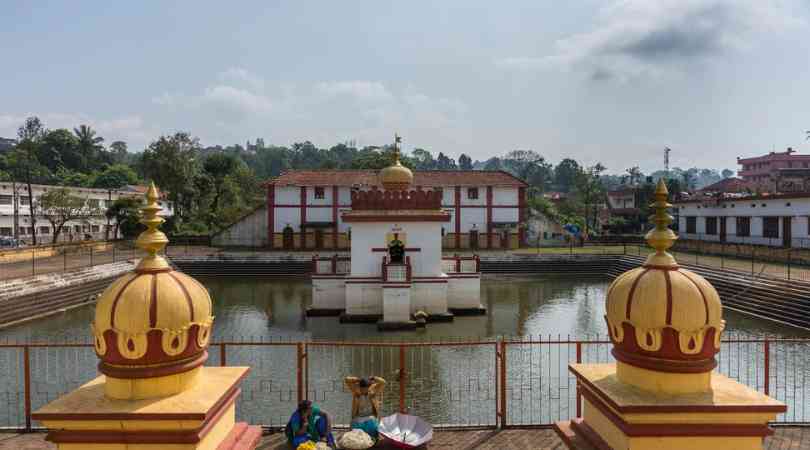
73 125 104 171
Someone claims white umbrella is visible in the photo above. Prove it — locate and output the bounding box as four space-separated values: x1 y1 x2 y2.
379 413 433 449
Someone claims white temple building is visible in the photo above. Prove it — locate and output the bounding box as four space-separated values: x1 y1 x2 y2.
308 137 483 330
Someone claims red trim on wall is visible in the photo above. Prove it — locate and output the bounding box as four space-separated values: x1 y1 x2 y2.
486 186 493 248
300 187 307 249
274 203 520 208
455 186 461 248
332 186 339 248
267 184 275 249
343 214 450 222
371 248 421 252
518 187 526 246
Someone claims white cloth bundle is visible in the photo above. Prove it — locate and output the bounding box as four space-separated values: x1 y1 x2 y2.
337 429 375 450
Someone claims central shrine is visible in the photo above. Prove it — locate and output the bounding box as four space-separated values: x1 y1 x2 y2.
309 135 483 329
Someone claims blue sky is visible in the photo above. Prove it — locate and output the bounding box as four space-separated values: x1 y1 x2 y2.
2 0 809 173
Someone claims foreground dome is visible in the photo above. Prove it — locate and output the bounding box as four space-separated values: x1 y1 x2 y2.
91 183 214 382
605 180 724 378
379 133 413 190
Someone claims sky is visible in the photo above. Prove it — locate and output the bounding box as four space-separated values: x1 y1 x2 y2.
1 0 809 174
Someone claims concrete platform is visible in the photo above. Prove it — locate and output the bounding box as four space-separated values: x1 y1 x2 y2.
3 427 808 450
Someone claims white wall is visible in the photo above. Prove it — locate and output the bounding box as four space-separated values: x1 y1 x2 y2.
350 221 445 277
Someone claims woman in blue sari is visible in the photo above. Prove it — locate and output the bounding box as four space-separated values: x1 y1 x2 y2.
285 400 335 448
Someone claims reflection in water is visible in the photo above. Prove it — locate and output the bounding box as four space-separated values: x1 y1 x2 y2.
1 275 809 428
2 275 808 342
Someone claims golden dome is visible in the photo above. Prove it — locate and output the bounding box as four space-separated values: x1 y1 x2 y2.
91 183 214 385
605 180 724 379
379 133 413 191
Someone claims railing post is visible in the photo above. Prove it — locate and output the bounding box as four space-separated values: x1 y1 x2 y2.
763 339 770 396
399 345 406 413
297 343 305 403
23 345 31 432
787 248 791 280
90 245 93 267
64 248 67 272
31 247 35 276
499 340 507 428
576 342 582 418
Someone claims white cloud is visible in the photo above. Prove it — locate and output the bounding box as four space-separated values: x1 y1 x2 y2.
218 67 266 91
315 81 394 102
497 0 804 81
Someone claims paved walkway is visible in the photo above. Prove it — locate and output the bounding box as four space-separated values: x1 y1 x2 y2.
1 427 808 450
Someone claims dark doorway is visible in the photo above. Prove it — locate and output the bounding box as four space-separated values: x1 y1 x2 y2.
282 226 294 250
314 229 324 250
500 229 509 249
719 217 727 243
783 216 792 248
470 230 479 250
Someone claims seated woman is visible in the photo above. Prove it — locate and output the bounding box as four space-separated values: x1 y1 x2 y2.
344 376 387 440
285 400 335 448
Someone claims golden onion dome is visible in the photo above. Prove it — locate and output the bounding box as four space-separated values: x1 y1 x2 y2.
91 183 214 382
379 133 413 191
605 179 724 377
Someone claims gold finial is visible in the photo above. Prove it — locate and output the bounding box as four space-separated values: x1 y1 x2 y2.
135 182 170 271
392 133 402 165
644 178 678 266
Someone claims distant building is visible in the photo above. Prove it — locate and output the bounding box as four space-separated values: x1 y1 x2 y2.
737 147 810 191
0 182 173 244
674 193 810 248
0 137 15 153
606 187 641 232
697 177 751 195
213 170 529 250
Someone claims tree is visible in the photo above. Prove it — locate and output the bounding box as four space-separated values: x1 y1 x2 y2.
721 169 734 179
483 157 502 171
681 171 695 191
139 132 201 224
202 153 240 228
38 187 98 243
109 141 128 164
625 166 642 186
435 152 457 170
504 150 553 192
411 148 435 170
458 153 473 170
73 125 104 171
574 163 606 236
554 158 581 192
92 164 139 189
10 117 47 245
106 197 142 239
40 129 78 173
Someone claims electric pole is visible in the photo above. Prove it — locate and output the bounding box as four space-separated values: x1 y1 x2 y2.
664 147 671 174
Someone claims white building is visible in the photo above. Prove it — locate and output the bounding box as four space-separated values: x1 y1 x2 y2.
0 182 173 244
674 193 810 247
309 149 483 330
214 169 529 249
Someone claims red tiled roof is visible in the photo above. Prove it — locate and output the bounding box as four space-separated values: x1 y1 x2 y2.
266 170 528 187
698 177 751 193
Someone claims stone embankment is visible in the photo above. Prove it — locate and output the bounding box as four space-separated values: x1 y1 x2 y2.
0 260 136 329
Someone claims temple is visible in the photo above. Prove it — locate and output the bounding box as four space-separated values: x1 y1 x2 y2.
31 183 261 450
553 180 786 450
309 135 484 329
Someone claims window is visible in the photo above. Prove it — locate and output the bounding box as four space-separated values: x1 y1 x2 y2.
0 195 11 205
74 225 81 233
314 187 325 199
87 199 100 208
736 217 750 237
467 187 479 200
92 225 100 232
763 217 779 238
705 217 717 235
686 217 697 234
0 228 11 236
19 196 29 205
39 226 50 234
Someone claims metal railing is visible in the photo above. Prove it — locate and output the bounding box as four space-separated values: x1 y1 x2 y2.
1 336 808 432
311 254 351 275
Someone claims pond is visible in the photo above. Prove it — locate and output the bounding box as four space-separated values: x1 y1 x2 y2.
0 275 807 428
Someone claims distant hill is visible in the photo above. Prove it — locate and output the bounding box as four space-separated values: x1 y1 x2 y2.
0 137 15 153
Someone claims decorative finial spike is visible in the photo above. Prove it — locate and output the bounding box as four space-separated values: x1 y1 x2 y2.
644 178 678 266
134 182 170 271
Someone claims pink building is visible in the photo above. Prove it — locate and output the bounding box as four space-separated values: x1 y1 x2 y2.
738 147 810 187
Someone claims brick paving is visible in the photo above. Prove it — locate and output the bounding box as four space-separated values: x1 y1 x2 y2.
2 427 808 450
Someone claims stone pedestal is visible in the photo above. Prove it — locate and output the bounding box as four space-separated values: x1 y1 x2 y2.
553 364 786 450
33 367 261 450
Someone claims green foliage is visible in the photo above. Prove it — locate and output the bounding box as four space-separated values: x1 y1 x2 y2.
39 187 97 243
106 197 142 239
93 164 139 189
553 158 580 192
140 132 201 226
